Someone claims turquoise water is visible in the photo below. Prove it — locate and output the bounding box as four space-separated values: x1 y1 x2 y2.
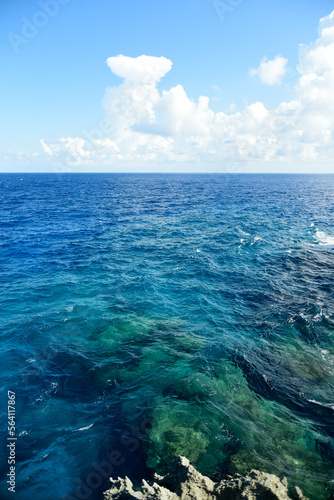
0 173 333 499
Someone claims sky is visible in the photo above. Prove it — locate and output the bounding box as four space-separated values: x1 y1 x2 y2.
1 0 334 172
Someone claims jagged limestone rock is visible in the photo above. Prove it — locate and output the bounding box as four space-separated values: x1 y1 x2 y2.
104 456 308 500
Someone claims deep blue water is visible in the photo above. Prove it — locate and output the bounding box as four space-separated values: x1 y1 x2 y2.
0 173 334 500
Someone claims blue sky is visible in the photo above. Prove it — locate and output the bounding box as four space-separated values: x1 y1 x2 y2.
1 0 334 172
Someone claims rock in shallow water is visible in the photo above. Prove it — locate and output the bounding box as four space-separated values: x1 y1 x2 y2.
103 456 308 500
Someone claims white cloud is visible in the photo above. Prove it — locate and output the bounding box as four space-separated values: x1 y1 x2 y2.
106 55 172 84
102 55 172 140
41 11 334 171
250 55 288 85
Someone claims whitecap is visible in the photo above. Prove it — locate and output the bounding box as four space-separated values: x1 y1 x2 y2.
315 230 334 246
307 398 334 410
76 423 94 432
238 228 250 236
251 236 262 245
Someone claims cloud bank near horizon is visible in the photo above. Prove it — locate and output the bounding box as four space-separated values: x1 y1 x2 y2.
40 10 334 170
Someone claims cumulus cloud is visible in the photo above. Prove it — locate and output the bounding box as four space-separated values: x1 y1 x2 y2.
41 11 334 170
101 55 174 141
106 55 172 84
250 55 288 85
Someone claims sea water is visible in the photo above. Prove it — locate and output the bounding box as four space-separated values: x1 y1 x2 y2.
0 173 333 500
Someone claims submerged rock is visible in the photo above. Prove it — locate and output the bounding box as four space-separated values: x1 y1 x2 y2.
103 456 308 500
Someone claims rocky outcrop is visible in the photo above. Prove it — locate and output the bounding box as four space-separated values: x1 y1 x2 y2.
103 456 308 500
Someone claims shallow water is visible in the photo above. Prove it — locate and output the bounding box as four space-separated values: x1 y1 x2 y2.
0 173 333 500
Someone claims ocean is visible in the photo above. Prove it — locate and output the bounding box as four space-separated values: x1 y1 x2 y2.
0 173 333 500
